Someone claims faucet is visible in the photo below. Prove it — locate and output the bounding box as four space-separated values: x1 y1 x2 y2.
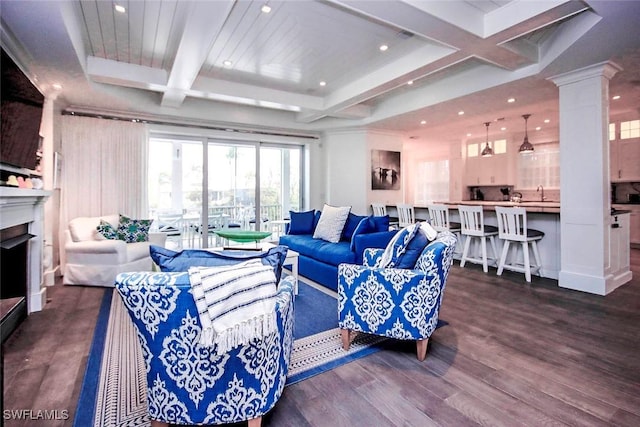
537 185 546 202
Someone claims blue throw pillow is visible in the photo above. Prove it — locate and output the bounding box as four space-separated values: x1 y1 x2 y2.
342 213 367 241
288 210 315 235
349 217 372 251
369 215 390 232
150 245 288 283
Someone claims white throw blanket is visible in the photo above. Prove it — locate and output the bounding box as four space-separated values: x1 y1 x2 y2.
188 259 277 355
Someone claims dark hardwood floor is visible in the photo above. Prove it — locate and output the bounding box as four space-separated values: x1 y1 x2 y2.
3 249 639 426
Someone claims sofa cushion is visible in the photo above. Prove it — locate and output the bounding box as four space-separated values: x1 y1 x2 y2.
96 220 118 240
288 210 316 235
117 214 153 243
126 241 153 262
150 245 288 282
349 217 373 251
69 217 101 242
313 204 351 243
369 215 390 232
279 234 356 266
341 213 367 241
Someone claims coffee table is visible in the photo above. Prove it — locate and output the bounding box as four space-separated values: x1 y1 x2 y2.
214 229 272 248
208 241 300 294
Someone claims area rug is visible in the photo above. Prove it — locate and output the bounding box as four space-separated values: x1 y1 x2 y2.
74 279 389 427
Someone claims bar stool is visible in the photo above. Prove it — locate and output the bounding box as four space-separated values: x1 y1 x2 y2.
428 204 462 258
371 203 399 229
495 206 544 282
397 204 415 228
457 205 499 273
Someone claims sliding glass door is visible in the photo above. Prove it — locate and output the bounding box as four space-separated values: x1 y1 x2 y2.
148 135 302 248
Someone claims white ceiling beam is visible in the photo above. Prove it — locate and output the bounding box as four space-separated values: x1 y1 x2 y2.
160 0 236 108
87 56 168 90
190 76 324 111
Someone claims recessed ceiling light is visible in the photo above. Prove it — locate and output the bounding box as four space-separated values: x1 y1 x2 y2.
420 120 426 125
467 133 472 137
407 80 413 85
52 83 62 90
458 111 464 116
535 126 542 131
544 119 550 123
114 4 126 13
500 127 506 131
319 81 327 87
379 44 388 52
261 4 272 13
507 98 516 103
223 60 233 67
612 95 621 100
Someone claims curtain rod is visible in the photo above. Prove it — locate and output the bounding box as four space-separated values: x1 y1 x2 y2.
61 110 319 140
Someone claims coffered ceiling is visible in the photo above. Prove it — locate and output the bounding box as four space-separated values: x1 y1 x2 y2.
1 0 639 143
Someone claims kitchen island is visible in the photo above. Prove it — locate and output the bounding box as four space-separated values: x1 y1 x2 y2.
403 201 562 280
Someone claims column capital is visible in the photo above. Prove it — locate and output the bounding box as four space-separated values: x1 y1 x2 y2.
547 61 623 87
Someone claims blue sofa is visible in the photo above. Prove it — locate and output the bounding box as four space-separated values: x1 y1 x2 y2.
279 210 396 291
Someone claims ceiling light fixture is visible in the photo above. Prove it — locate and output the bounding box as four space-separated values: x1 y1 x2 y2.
519 114 535 154
407 80 413 85
261 4 272 13
544 119 550 123
612 95 621 100
319 81 326 86
507 97 516 103
420 120 426 125
379 44 388 52
114 4 126 13
501 127 506 131
52 83 62 90
223 60 233 67
458 110 464 116
481 121 493 157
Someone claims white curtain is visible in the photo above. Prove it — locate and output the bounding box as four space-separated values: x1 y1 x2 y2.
59 115 148 267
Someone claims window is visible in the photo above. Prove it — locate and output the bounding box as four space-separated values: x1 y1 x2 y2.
468 139 506 156
148 136 303 247
620 120 640 139
517 144 560 189
609 123 616 140
414 160 450 204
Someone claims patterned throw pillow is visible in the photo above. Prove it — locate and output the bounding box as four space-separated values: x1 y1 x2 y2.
377 222 423 268
312 204 351 243
116 214 153 243
96 219 118 240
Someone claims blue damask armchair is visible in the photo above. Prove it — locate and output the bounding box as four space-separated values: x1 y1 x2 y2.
114 272 295 427
338 231 456 361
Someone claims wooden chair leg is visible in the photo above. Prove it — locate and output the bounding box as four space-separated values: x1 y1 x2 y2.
248 416 262 427
341 328 351 350
416 338 429 361
151 420 169 427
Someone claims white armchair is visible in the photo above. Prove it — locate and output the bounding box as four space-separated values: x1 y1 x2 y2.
64 214 166 286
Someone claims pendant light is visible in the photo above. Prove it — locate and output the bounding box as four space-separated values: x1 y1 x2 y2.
519 114 535 154
481 121 493 157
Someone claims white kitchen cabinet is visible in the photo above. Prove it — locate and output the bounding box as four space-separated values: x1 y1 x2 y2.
611 138 640 181
613 204 640 246
466 153 510 186
609 212 630 279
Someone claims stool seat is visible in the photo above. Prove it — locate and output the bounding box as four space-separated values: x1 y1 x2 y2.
495 206 544 282
457 205 499 273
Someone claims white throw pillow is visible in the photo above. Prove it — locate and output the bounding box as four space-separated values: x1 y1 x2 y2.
313 204 351 243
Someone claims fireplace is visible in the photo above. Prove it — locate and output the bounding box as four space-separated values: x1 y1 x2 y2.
1 223 35 341
0 187 50 342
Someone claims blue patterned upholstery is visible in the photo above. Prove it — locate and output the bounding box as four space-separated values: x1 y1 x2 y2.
114 272 295 426
338 231 456 360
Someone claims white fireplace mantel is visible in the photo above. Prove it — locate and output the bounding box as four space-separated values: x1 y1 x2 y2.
1 187 52 313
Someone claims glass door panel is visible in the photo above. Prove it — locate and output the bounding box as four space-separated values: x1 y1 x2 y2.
207 143 256 234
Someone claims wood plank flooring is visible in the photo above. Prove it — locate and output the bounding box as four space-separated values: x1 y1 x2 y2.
2 249 639 426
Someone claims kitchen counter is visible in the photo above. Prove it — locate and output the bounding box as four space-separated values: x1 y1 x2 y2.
432 200 560 213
